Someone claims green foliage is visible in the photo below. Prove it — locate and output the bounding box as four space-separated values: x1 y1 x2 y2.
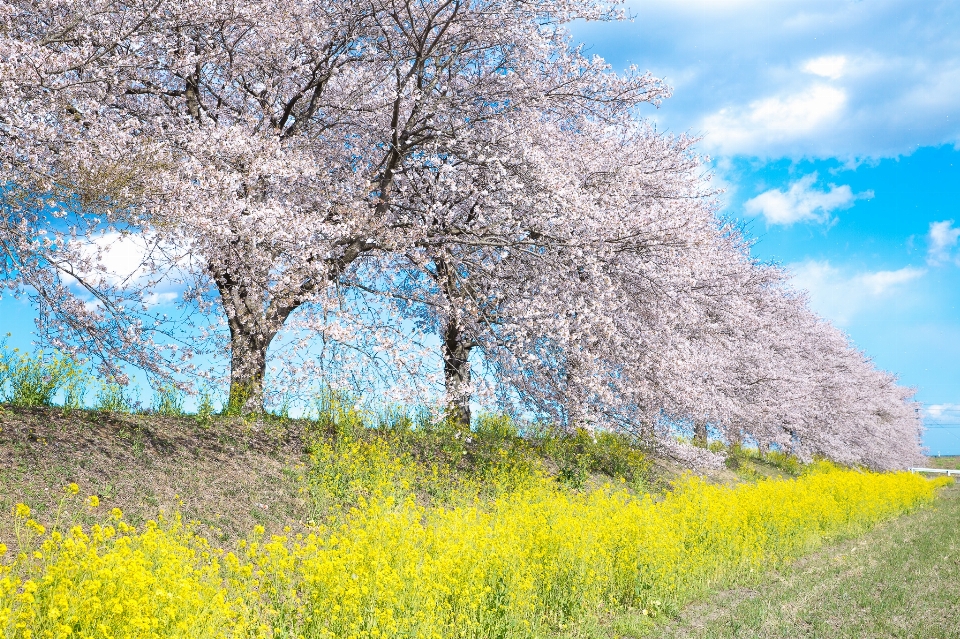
302 393 652 520
540 427 652 490
95 380 135 414
312 388 365 438
222 382 253 417
194 389 216 427
766 449 805 475
152 384 185 416
708 440 727 453
0 340 88 408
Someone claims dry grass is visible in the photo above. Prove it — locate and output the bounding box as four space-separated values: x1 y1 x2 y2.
928 455 960 470
0 405 311 545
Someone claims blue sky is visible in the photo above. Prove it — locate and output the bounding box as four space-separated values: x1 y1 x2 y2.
3 0 959 452
573 0 960 453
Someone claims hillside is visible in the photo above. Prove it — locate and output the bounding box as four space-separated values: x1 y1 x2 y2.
0 403 807 544
0 406 310 543
1 405 948 639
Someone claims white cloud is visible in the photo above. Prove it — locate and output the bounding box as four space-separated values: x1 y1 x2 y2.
145 292 180 306
925 403 960 420
700 86 847 156
573 0 960 158
744 173 870 225
927 220 960 265
84 232 155 286
789 260 925 324
858 268 926 295
70 232 191 307
803 55 848 79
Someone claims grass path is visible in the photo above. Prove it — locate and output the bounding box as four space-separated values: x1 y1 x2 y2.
575 480 960 639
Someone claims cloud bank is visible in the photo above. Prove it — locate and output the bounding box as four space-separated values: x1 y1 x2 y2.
927 220 960 266
790 260 925 325
744 173 870 225
573 0 960 159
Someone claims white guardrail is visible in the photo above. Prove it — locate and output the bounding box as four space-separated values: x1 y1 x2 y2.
909 467 960 476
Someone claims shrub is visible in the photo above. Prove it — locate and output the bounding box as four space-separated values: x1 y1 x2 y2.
95 380 136 413
152 384 185 416
0 342 87 408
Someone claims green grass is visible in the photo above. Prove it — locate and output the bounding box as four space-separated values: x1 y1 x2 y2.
567 480 960 639
928 455 960 471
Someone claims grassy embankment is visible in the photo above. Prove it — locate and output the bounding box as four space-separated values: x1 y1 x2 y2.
0 401 952 638
574 477 960 639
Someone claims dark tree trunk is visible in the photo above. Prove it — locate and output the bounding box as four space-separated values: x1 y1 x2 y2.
693 420 708 448
442 312 473 429
728 426 743 448
210 234 376 415
226 321 275 414
211 261 287 416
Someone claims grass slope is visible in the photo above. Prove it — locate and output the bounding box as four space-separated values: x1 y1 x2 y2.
2 404 952 638
0 404 674 545
575 481 960 639
0 406 311 543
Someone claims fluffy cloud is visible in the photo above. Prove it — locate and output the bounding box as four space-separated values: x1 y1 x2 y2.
744 173 870 225
803 55 848 80
789 260 925 325
857 268 927 295
572 0 960 159
83 232 156 286
71 232 191 307
925 403 960 420
702 86 847 156
927 220 960 265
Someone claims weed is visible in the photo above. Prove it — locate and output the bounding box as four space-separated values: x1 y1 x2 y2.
195 389 216 427
152 384 185 416
0 342 87 408
223 382 253 417
95 380 135 413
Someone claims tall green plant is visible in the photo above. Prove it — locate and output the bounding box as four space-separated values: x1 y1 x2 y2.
0 341 88 408
95 380 135 413
152 384 185 416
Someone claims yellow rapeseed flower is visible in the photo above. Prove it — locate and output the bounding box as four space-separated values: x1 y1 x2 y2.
0 463 948 639
65 483 80 495
13 503 30 519
86 495 100 509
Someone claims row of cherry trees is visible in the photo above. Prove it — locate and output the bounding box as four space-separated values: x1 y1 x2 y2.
0 0 923 468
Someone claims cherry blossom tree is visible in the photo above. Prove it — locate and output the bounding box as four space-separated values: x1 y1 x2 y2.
0 0 926 468
378 115 926 468
1 0 666 411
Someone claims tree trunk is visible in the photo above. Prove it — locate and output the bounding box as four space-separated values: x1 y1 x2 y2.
212 261 286 416
433 253 476 429
442 312 473 429
728 426 743 448
693 420 708 448
226 321 275 415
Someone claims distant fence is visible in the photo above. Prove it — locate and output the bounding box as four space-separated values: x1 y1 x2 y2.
908 467 960 476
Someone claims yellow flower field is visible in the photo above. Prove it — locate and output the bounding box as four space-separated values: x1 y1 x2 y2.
0 466 950 639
